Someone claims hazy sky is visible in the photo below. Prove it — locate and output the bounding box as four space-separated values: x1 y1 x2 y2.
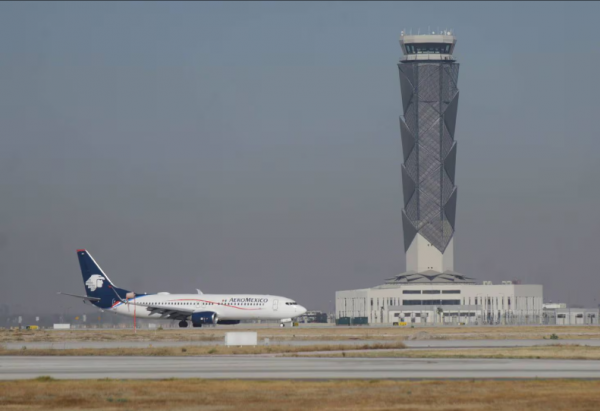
1 1 599 315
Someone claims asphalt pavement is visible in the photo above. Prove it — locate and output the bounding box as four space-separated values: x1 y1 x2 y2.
1 356 600 380
5 339 600 350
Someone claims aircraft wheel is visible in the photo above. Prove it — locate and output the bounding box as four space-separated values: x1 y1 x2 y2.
179 320 188 328
280 323 286 328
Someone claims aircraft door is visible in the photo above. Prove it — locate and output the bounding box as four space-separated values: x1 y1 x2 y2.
273 299 279 311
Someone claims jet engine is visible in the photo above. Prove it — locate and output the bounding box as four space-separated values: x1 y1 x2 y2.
191 311 218 327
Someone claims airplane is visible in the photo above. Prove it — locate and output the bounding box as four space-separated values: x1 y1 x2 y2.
59 249 307 328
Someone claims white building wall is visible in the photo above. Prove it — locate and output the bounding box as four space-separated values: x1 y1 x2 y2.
405 234 454 273
551 308 599 325
336 283 543 325
442 238 454 272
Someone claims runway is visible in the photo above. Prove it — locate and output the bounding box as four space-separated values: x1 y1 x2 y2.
2 356 600 380
5 338 600 350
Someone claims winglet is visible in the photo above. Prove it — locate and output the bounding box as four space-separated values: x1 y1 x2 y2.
197 288 203 295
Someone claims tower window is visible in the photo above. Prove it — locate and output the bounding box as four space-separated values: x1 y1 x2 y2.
404 43 451 55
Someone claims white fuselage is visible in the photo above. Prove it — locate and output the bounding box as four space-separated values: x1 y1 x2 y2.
110 293 305 322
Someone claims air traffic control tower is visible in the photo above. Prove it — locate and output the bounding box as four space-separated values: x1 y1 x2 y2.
398 31 460 275
334 33 545 325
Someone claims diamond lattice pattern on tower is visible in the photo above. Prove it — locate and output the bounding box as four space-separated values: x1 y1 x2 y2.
399 62 459 253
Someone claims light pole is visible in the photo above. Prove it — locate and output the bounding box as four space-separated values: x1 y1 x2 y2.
475 294 483 326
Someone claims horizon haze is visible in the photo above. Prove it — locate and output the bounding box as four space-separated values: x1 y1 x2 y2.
0 1 599 316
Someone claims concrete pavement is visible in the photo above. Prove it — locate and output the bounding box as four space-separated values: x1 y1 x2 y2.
2 356 600 380
5 338 600 350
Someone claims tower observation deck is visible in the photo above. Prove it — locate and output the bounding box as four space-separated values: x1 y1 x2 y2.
397 31 459 275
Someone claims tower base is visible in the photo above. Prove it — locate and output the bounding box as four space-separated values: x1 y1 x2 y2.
406 233 454 273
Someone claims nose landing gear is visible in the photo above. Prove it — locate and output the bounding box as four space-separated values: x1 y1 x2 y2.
279 319 293 327
178 320 188 328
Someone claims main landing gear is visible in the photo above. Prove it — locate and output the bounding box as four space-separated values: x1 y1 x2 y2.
179 320 188 328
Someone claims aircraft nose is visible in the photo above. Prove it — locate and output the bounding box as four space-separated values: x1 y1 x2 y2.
298 305 307 315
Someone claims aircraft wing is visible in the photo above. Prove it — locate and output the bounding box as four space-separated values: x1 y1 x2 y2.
110 293 196 321
57 292 101 302
136 301 195 321
108 286 210 321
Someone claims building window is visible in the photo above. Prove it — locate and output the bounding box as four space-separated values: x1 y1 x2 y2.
404 300 422 306
403 290 421 294
423 290 441 294
442 290 460 294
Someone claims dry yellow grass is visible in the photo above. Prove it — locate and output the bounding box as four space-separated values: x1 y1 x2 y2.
2 325 600 344
309 344 600 360
0 342 405 356
1 379 600 410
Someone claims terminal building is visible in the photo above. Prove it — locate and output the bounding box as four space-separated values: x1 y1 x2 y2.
336 31 544 326
336 276 544 325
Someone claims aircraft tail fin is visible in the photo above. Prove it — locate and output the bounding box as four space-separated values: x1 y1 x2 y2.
76 249 131 309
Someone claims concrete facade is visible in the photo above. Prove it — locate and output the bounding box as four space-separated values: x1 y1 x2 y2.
543 308 599 325
336 282 544 325
406 234 454 273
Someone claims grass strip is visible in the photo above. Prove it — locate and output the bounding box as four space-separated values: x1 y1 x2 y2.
0 342 405 356
1 378 600 410
302 344 600 360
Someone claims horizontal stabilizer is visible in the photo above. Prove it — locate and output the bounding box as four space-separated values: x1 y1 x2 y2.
57 292 101 302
